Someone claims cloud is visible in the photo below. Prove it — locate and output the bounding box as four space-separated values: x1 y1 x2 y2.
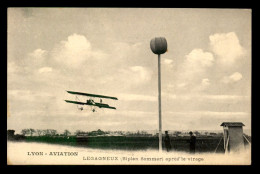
177 83 187 88
229 72 243 81
182 49 214 80
221 72 243 84
175 49 214 92
22 48 48 69
196 78 211 91
202 94 248 100
108 42 147 68
163 58 174 68
162 94 249 103
209 32 245 65
165 111 249 117
130 66 151 81
199 95 249 103
118 93 156 102
186 49 214 68
118 66 152 85
8 89 32 96
164 59 173 64
8 89 55 103
38 67 53 73
174 32 246 95
8 61 21 73
9 48 49 78
29 49 47 59
52 33 107 68
112 42 142 59
201 78 210 86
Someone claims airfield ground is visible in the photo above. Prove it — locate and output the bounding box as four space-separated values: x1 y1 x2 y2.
7 141 251 165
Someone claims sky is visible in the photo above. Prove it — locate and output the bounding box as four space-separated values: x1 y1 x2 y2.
7 8 251 134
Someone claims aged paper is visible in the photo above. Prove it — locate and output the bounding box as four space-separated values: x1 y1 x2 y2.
7 8 251 165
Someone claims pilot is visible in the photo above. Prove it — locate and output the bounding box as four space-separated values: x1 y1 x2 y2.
189 131 196 154
164 131 172 152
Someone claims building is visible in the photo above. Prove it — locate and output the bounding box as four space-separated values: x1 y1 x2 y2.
220 122 245 153
76 132 88 138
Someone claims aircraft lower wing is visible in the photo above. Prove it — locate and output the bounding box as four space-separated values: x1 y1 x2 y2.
64 100 86 105
64 100 116 109
98 105 116 110
107 106 116 110
94 102 116 109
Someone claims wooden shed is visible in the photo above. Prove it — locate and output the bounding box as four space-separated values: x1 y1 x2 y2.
220 122 245 153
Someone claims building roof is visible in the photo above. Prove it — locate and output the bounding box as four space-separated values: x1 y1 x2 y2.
220 122 245 127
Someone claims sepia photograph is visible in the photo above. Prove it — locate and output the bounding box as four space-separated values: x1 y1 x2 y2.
7 8 251 165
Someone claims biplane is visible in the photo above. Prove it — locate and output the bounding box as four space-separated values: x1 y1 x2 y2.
65 90 118 112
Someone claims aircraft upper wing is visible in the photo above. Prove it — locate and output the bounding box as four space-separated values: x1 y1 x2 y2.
66 91 118 100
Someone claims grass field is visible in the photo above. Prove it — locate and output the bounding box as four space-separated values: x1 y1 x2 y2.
7 141 252 165
24 135 230 153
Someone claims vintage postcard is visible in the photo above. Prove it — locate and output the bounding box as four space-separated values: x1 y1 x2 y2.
7 8 251 165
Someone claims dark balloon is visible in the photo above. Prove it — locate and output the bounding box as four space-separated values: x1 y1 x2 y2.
150 37 167 55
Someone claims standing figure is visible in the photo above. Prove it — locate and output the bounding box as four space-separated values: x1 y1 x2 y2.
164 131 172 152
189 131 196 154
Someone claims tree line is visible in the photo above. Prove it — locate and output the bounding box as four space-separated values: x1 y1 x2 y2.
20 129 128 137
21 129 71 137
19 129 223 137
